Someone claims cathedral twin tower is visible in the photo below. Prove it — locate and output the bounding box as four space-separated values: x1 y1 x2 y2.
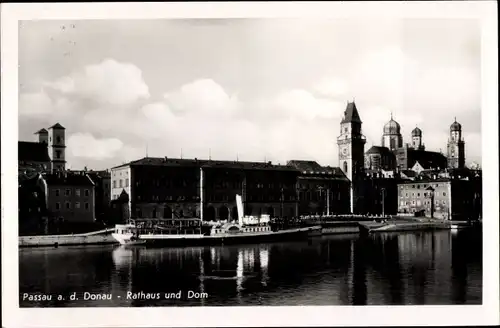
337 101 466 182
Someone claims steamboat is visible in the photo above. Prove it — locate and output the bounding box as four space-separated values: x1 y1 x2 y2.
112 193 321 247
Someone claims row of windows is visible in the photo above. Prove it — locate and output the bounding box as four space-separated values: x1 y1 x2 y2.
130 194 296 202
402 191 447 198
54 189 90 197
54 202 90 210
400 183 445 190
400 200 447 206
119 179 294 190
299 191 342 201
113 179 130 189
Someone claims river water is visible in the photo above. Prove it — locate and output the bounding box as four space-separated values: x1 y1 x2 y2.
19 230 482 307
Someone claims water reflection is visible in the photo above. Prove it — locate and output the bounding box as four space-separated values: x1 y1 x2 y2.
19 230 482 307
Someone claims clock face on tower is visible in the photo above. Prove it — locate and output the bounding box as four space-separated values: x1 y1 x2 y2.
340 146 350 158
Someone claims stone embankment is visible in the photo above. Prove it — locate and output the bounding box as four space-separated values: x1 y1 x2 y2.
19 228 117 248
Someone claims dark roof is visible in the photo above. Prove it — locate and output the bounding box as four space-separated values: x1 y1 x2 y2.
398 178 452 184
287 160 348 180
365 145 392 155
340 102 362 124
450 118 461 131
18 141 50 163
383 118 401 135
409 150 447 169
70 170 111 178
287 160 323 172
34 128 48 134
411 127 422 137
113 157 298 172
401 170 417 178
49 123 65 130
43 172 95 186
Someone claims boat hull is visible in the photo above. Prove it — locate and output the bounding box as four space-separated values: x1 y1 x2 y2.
112 226 321 247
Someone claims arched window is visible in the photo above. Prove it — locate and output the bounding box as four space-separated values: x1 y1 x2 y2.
343 161 348 174
163 206 172 218
390 138 396 150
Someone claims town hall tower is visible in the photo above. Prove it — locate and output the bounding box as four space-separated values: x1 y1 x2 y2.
337 102 366 213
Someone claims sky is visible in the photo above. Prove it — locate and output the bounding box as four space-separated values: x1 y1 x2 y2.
18 18 482 170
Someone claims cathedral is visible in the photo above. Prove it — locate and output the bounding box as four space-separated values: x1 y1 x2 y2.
363 112 466 173
337 102 468 214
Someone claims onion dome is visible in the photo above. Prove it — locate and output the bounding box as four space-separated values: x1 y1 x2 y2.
450 118 461 131
411 126 422 137
383 114 401 135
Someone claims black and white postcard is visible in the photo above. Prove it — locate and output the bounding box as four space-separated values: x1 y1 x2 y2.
2 1 498 327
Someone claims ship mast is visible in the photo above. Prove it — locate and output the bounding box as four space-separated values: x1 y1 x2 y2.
200 167 204 221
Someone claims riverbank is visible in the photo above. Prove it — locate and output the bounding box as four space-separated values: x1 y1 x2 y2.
19 217 479 247
19 228 117 248
358 218 451 234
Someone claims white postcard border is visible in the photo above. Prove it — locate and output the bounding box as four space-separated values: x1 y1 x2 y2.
1 1 498 327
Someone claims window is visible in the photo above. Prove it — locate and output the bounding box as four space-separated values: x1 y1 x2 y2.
412 193 415 197
65 202 71 209
84 189 90 197
65 189 71 196
113 181 117 188
412 200 415 205
125 179 129 187
417 193 420 197
417 185 420 189
56 136 61 143
119 179 123 188
55 202 60 210
55 189 60 196
442 200 446 205
56 150 61 159
443 192 447 196
405 193 409 197
75 189 80 197
75 202 80 209
85 203 89 210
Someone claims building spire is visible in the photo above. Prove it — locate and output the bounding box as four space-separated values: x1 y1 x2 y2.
180 148 183 159
390 111 393 120
454 116 457 122
209 148 211 160
146 143 148 158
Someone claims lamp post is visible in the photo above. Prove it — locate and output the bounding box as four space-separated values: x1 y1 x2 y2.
318 186 324 215
425 186 435 219
280 187 284 219
380 188 386 217
326 187 330 216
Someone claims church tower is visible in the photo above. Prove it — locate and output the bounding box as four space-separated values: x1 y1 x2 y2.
447 118 465 169
48 123 66 172
411 126 425 150
337 101 366 213
382 113 403 151
34 128 48 144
